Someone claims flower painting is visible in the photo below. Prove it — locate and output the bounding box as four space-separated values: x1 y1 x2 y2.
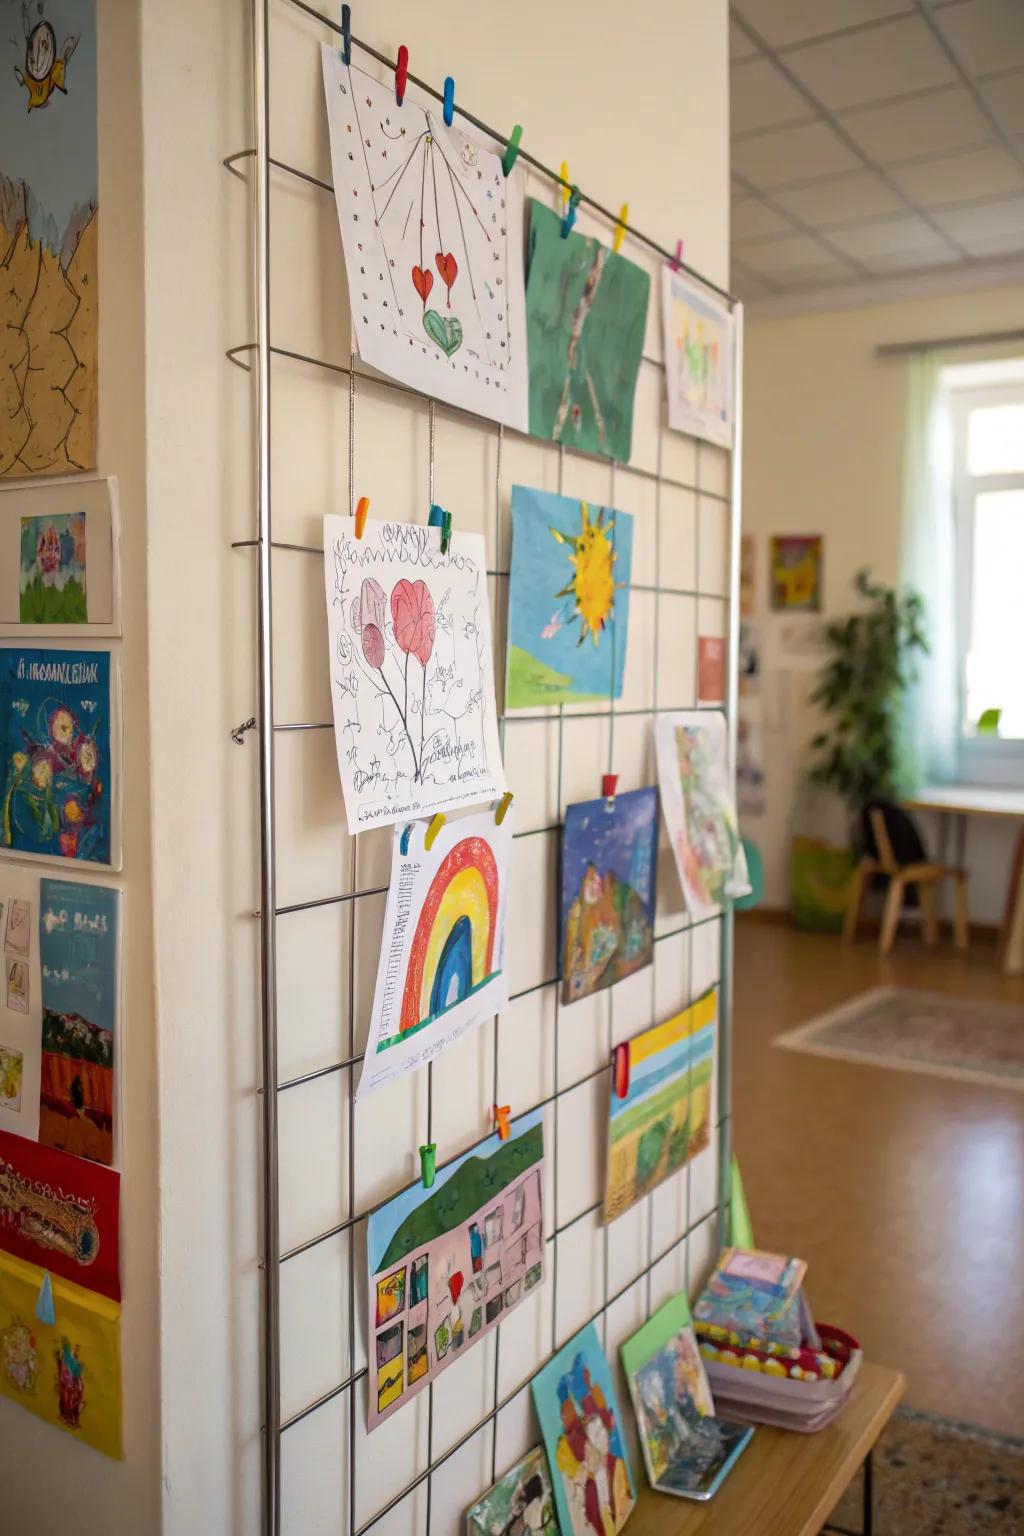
20 514 87 624
655 712 749 918
0 647 113 866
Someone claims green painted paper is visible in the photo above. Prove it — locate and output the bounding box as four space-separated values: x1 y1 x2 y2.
620 1289 693 1378
730 1155 755 1248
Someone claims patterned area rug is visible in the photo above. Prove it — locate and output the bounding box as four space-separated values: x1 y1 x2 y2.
828 1407 1024 1535
775 987 1024 1091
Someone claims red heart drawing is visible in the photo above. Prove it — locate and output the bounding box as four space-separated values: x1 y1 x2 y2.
448 1271 464 1306
411 265 433 304
435 251 458 292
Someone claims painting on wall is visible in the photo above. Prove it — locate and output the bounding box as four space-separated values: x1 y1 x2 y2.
320 49 528 431
740 534 755 619
0 0 98 478
0 1046 24 1113
604 989 716 1222
525 200 650 463
323 516 505 830
0 871 40 1140
358 806 513 1098
466 1446 559 1536
366 1108 543 1430
37 879 119 1167
531 1321 635 1536
769 536 822 612
0 647 115 867
655 712 750 918
0 1125 120 1300
0 478 119 638
560 788 657 1007
19 514 86 625
661 268 734 449
506 486 633 709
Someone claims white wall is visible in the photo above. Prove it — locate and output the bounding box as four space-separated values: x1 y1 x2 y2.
741 282 1024 923
136 3 732 1536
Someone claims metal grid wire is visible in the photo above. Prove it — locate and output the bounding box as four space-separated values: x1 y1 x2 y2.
231 4 744 1532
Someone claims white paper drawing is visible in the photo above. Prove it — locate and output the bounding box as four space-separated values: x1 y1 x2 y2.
324 516 506 829
321 47 528 431
655 711 750 917
0 869 41 1139
662 268 734 449
358 806 513 1098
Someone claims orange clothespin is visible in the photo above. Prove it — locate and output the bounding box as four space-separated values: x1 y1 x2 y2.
424 812 445 851
494 1104 511 1141
613 203 628 253
495 791 514 825
354 495 369 538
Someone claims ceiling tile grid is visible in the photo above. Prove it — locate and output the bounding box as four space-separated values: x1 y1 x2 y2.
729 0 1024 299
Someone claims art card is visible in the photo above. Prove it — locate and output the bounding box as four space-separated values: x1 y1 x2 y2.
5 957 28 1014
38 880 119 1167
321 48 528 430
0 0 98 478
0 1126 119 1300
560 789 657 1007
621 1291 752 1500
697 637 725 706
358 806 513 1099
0 1249 122 1459
0 868 42 1140
693 1248 807 1351
466 1446 559 1536
655 712 750 917
0 1046 24 1113
323 517 505 829
0 477 120 637
531 1321 635 1536
661 268 734 449
604 989 715 1222
4 897 31 955
366 1108 543 1430
506 486 633 709
526 200 650 463
0 646 117 867
769 537 822 612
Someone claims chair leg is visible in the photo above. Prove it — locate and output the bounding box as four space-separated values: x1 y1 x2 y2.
843 862 868 944
918 884 939 946
953 875 969 951
879 876 905 956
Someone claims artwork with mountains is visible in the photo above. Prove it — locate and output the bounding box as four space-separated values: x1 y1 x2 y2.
560 787 658 1006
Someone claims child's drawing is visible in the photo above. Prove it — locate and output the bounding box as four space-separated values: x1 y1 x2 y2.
661 268 734 449
655 712 750 917
0 1047 23 1112
20 513 86 624
320 47 527 430
323 517 506 829
466 1446 559 1536
770 536 822 612
560 789 656 1006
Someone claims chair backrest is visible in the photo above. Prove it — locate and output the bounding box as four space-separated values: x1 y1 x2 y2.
861 799 927 871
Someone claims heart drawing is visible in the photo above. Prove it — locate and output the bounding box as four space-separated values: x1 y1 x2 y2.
435 251 458 306
411 265 433 304
423 309 463 358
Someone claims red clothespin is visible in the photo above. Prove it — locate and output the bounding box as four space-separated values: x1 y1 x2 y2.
495 791 514 825
395 44 409 106
602 773 618 810
354 495 369 538
494 1104 511 1141
613 1044 630 1100
671 239 684 273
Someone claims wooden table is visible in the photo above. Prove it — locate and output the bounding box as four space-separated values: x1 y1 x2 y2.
902 784 1024 973
628 1362 904 1536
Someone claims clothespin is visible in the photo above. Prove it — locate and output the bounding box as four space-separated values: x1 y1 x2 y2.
561 186 581 239
399 823 413 855
419 1143 437 1188
395 44 408 106
613 1043 630 1100
502 124 522 177
613 203 628 254
354 495 369 539
424 812 445 851
602 773 618 810
428 503 452 555
35 1270 55 1326
340 3 351 65
494 791 514 825
559 162 571 211
493 1104 511 1141
671 239 684 273
442 76 455 127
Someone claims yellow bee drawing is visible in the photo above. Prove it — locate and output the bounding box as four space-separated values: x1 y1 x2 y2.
14 8 79 112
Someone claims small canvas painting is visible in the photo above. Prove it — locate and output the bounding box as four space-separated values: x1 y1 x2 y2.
560 788 657 1007
465 1446 559 1536
661 268 734 449
20 514 86 624
531 1321 635 1536
0 1046 23 1113
655 712 750 918
506 486 633 708
769 536 822 612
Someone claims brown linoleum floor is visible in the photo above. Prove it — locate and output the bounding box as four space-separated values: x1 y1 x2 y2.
732 917 1024 1439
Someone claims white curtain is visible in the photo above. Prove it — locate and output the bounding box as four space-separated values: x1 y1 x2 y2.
899 352 958 790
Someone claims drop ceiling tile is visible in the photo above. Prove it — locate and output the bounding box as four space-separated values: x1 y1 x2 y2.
935 0 1024 76
773 170 904 225
735 231 851 276
931 193 1024 244
730 18 760 61
825 213 955 258
784 16 957 112
731 0 912 51
956 229 1024 258
839 85 993 164
731 58 811 135
860 245 962 275
978 69 1024 137
769 256 868 289
888 144 1024 207
732 120 861 189
731 197 793 241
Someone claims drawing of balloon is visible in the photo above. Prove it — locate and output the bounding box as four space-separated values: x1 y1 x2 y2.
391 580 435 667
351 576 387 637
361 622 385 669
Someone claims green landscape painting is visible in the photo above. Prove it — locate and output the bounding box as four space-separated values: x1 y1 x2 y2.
20 512 87 623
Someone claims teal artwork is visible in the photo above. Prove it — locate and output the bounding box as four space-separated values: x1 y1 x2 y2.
20 513 87 623
525 200 650 463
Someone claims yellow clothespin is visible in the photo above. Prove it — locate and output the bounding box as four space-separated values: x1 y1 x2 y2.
559 161 571 211
495 791 514 825
613 203 628 253
424 812 445 851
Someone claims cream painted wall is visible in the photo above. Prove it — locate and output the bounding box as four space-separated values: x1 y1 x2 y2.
136 4 732 1536
742 283 1024 924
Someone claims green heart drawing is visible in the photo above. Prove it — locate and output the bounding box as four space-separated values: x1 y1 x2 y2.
423 308 463 358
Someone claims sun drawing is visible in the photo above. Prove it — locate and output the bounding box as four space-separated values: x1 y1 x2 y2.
550 501 620 647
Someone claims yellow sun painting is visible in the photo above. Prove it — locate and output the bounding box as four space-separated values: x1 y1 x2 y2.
550 501 621 647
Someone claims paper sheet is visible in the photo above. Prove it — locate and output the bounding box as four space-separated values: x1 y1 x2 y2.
655 711 750 917
560 789 657 1007
662 267 735 449
0 1126 120 1300
0 868 41 1140
0 477 120 637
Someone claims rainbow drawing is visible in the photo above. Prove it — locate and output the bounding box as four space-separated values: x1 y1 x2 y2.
399 837 500 1038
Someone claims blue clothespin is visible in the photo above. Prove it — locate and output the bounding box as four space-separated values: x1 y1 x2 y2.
340 3 351 65
399 823 413 855
442 76 455 127
36 1271 55 1326
428 503 452 554
502 124 522 177
561 185 581 239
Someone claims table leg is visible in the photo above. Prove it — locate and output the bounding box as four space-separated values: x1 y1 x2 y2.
954 812 967 873
863 1447 874 1536
936 814 951 924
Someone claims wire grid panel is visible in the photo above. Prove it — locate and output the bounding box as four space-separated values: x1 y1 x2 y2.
245 6 738 1535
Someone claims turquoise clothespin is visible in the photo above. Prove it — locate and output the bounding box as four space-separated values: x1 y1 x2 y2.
428 503 452 554
36 1271 55 1326
561 186 581 239
442 76 455 127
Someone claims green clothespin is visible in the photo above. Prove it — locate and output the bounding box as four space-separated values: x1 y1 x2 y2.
428 503 452 555
502 124 523 177
730 1156 755 1249
420 1143 437 1188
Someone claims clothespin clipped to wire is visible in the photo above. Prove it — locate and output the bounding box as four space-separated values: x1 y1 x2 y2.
442 76 455 127
395 44 409 106
671 239 684 273
602 773 618 812
340 3 351 65
420 1143 437 1188
561 186 581 239
613 203 628 253
558 162 571 211
424 812 445 851
494 791 514 825
502 124 522 177
428 502 452 554
35 1270 55 1326
612 1043 630 1100
493 1104 511 1141
399 823 413 855
354 495 369 539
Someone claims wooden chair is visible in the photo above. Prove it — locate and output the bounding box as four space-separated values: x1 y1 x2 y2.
843 799 969 956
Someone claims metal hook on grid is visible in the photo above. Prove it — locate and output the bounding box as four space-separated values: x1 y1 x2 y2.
231 716 257 745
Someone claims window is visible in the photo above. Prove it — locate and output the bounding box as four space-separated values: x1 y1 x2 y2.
945 365 1024 779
